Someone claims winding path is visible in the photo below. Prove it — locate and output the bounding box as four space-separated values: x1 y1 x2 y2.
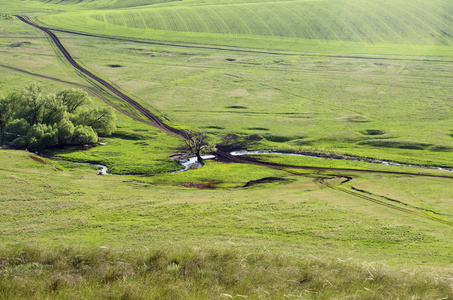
16 15 183 136
15 15 453 226
13 15 453 179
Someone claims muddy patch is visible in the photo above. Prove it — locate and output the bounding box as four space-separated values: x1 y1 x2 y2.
244 177 289 187
183 180 223 189
29 155 47 164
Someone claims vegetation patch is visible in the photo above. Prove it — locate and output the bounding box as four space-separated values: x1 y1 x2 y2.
111 131 155 140
361 129 386 136
263 135 293 143
8 41 31 47
107 64 124 68
0 83 116 151
359 140 433 150
429 145 453 152
0 13 11 20
217 133 262 152
247 127 269 131
225 105 247 109
201 125 224 130
291 138 314 146
1 246 452 299
340 114 370 123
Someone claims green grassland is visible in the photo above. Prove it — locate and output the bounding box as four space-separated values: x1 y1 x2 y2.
0 0 178 14
0 17 183 174
1 0 453 298
1 148 453 298
52 29 453 168
35 0 453 56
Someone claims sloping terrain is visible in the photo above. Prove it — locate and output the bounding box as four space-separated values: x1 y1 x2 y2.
35 0 453 55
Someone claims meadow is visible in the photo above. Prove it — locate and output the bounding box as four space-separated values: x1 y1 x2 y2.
0 0 453 298
53 30 453 168
1 148 453 298
35 0 453 56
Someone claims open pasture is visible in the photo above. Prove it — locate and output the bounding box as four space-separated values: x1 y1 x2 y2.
1 148 453 264
1 146 453 298
52 29 453 168
37 0 453 56
0 0 178 13
1 2 453 297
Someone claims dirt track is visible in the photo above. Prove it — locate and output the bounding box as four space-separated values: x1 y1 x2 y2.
12 16 453 179
14 15 453 226
16 15 182 136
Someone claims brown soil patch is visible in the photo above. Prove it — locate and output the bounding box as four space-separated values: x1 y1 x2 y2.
244 177 289 187
29 155 46 164
183 180 223 189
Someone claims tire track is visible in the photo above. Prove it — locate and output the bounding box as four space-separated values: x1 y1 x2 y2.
216 150 453 179
13 15 453 226
44 19 453 63
12 15 453 181
0 64 161 127
316 176 453 226
15 15 183 137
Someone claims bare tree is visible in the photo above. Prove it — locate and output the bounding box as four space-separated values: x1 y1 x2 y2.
179 130 215 163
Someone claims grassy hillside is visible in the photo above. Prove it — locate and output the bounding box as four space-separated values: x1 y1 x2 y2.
2 15 453 169
35 0 453 56
1 147 453 298
1 5 453 297
53 29 453 168
0 0 178 13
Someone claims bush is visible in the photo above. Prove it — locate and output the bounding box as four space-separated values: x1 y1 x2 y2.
0 84 115 150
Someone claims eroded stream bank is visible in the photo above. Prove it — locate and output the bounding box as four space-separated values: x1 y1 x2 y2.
230 150 453 173
32 148 453 176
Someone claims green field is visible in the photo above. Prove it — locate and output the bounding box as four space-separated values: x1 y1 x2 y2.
1 0 453 298
35 0 453 56
51 28 453 168
1 147 453 298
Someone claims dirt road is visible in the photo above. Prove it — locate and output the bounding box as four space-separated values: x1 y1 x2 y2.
15 15 453 226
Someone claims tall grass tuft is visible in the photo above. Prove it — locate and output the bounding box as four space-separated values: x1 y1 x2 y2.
1 245 452 299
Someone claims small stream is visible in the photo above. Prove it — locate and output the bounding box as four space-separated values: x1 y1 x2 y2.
95 164 110 175
90 150 453 175
176 154 216 172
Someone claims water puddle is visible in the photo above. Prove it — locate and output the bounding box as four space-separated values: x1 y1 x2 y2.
176 154 216 172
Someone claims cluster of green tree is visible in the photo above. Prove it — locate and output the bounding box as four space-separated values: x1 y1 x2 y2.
0 83 116 151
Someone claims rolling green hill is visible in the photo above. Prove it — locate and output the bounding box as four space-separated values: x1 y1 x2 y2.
34 0 453 56
0 0 177 13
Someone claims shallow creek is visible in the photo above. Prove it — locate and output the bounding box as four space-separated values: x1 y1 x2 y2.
95 150 453 175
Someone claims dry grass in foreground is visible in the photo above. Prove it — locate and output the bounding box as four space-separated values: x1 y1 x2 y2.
1 246 452 299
